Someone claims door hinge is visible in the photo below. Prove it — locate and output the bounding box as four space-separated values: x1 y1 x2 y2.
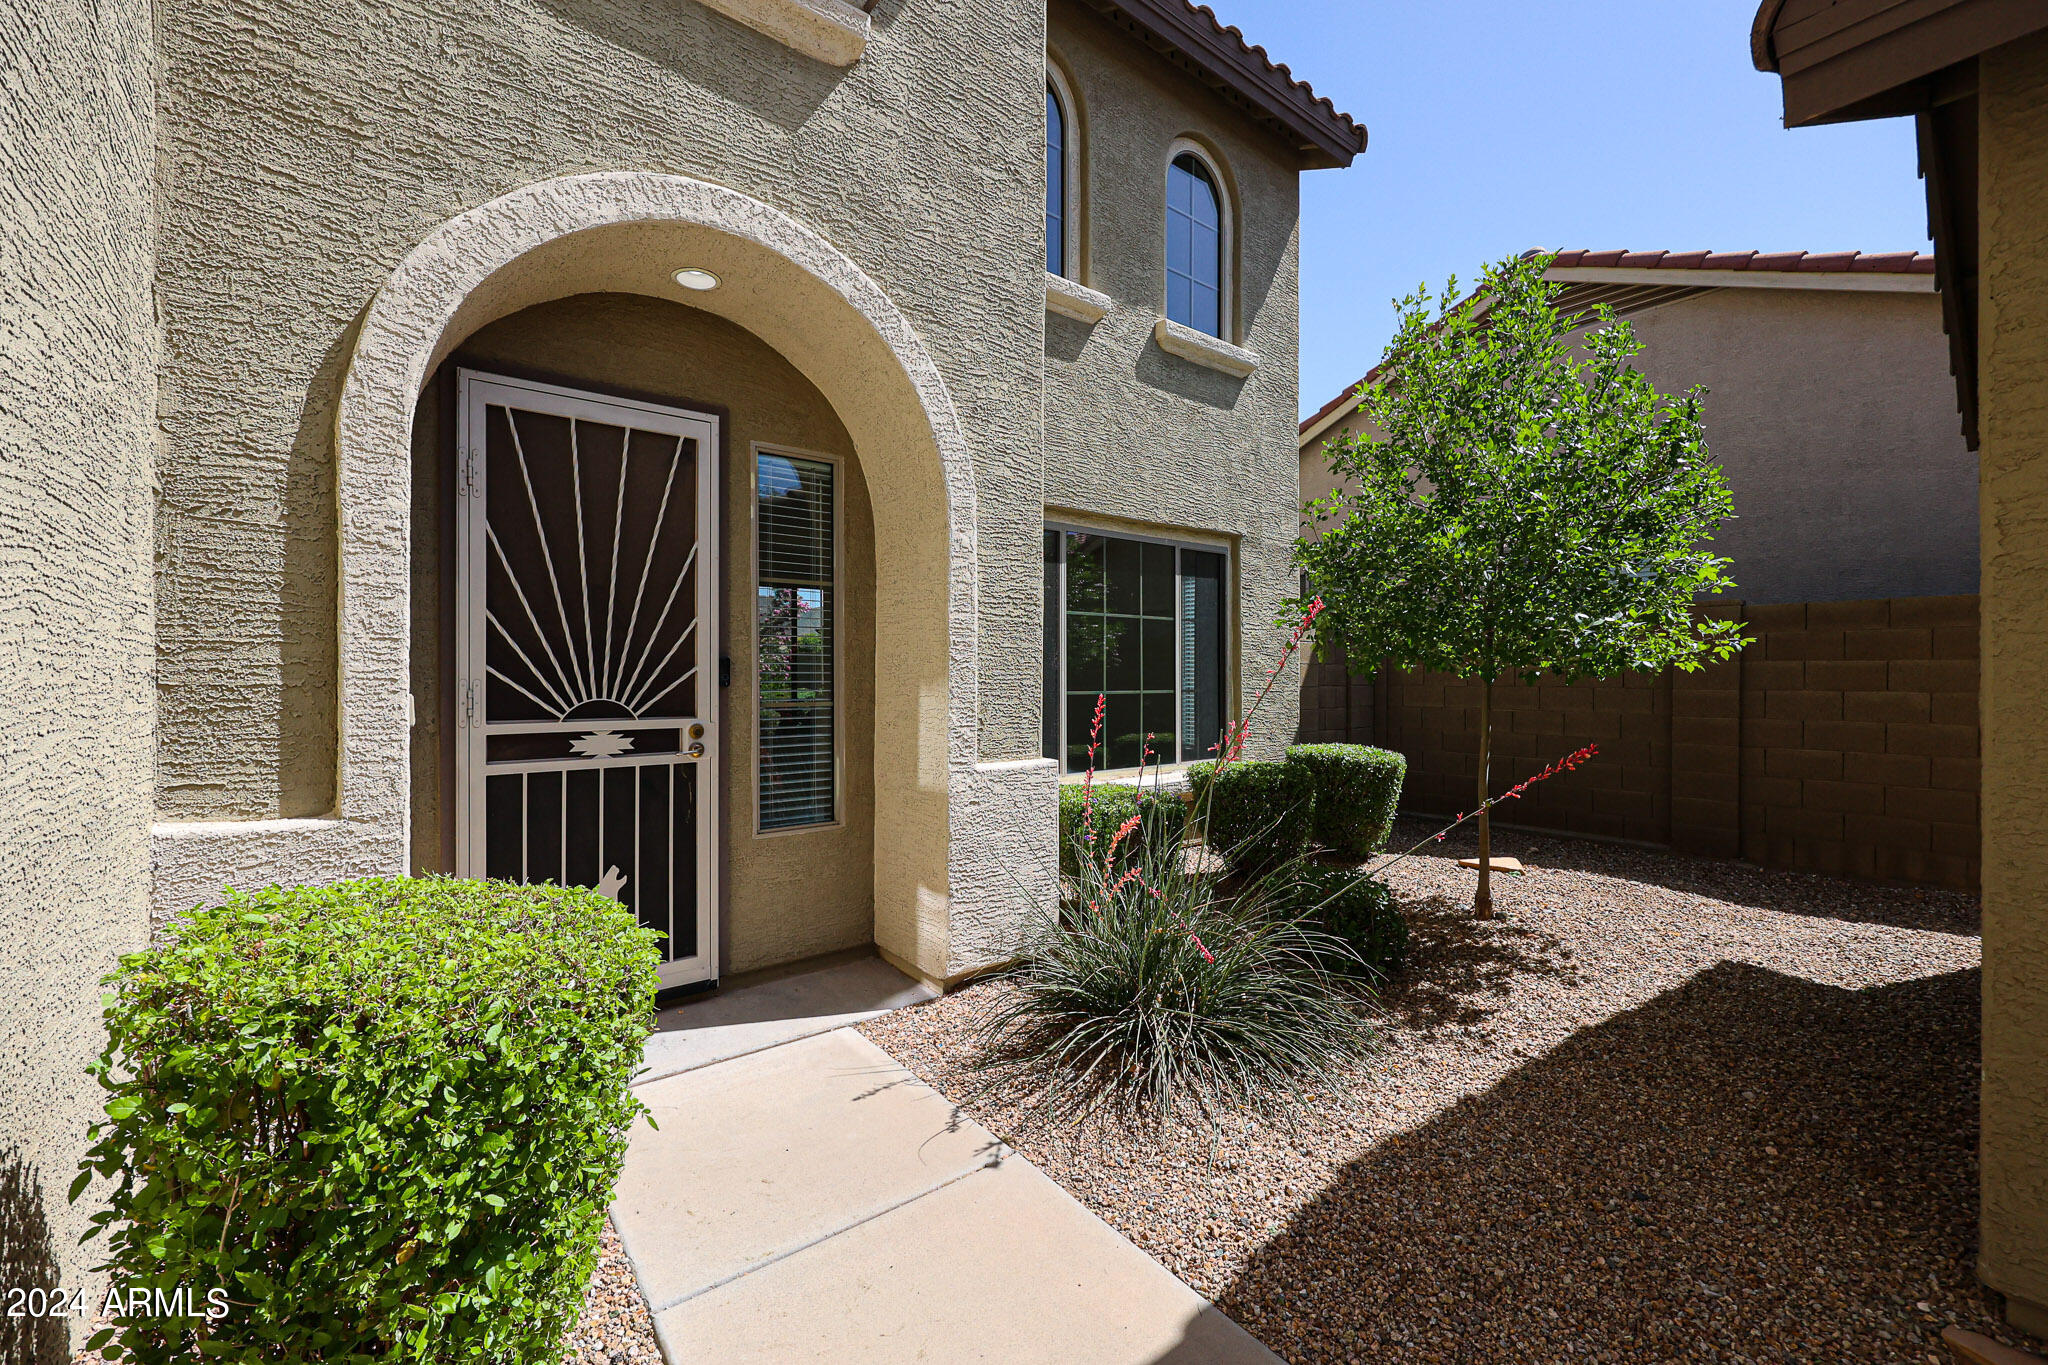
461 447 482 497
461 678 481 728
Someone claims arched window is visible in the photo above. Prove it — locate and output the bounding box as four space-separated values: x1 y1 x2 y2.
1166 152 1223 336
1046 82 1067 277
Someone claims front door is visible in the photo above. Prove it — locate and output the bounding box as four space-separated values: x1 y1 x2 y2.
454 370 720 987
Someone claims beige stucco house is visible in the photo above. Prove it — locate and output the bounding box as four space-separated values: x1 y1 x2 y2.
1751 2 2048 1345
1297 249 1988 893
0 0 1362 1345
1301 248 1980 605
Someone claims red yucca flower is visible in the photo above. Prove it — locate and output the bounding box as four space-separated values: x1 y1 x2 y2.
1072 598 1324 965
1418 743 1601 847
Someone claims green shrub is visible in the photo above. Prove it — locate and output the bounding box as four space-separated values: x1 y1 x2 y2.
78 877 662 1365
1185 758 1315 876
1058 781 1187 877
1290 865 1409 975
1286 743 1407 857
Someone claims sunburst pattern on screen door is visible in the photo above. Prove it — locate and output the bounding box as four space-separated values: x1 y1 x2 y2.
455 372 720 983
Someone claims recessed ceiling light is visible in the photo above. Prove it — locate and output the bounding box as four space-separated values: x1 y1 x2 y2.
672 268 720 291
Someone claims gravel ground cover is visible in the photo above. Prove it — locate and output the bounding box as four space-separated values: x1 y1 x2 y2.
861 819 2029 1364
559 1219 663 1365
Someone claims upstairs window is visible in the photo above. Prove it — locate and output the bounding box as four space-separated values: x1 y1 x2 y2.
1046 82 1067 277
1166 152 1223 337
1043 527 1230 773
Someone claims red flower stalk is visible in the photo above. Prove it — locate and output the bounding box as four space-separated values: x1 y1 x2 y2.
1070 601 1323 961
1102 811 1143 864
1368 743 1601 879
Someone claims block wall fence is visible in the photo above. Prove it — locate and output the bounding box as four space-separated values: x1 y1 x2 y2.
1298 596 1981 892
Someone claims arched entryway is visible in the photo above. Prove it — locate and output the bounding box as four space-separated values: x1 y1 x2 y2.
153 172 1054 984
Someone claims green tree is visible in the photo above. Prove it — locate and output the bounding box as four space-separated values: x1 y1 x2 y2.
1294 253 1745 915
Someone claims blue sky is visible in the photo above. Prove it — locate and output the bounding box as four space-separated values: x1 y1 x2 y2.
1210 0 1936 419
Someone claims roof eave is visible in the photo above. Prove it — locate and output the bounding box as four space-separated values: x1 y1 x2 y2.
1086 0 1367 169
1751 0 2043 127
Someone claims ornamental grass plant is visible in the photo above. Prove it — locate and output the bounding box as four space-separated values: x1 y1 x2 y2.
975 603 1376 1127
76 877 661 1365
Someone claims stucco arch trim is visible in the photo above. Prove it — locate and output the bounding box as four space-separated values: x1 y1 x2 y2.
151 173 1051 979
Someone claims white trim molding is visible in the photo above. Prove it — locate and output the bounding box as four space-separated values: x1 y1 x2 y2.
1045 272 1109 324
693 0 870 66
1154 316 1258 378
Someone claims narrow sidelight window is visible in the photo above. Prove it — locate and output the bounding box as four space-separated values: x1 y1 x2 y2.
1166 153 1223 336
1047 83 1067 276
1043 528 1231 773
756 451 836 830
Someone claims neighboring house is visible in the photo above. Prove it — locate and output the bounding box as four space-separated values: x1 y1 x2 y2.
1298 250 1988 890
1301 249 1979 605
1753 2 2048 1345
0 0 1362 1344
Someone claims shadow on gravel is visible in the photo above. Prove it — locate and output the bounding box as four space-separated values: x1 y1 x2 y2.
1211 962 2011 1363
1379 817 1981 936
1379 893 1576 1034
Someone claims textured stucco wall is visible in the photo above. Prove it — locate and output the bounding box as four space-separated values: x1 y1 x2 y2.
1304 285 1977 606
1976 28 2048 1337
1616 287 1975 604
409 293 877 975
153 0 1048 824
1044 0 1306 759
0 0 157 1353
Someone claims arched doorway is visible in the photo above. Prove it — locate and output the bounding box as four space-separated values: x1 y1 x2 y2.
147 172 1054 985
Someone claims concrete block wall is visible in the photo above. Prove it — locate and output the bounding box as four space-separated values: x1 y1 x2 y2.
1298 642 1373 745
1297 595 1981 892
1733 596 1979 889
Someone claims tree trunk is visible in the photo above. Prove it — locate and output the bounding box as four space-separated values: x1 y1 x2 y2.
1475 676 1493 918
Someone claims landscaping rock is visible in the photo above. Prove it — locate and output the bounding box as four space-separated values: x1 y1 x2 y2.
860 819 2037 1363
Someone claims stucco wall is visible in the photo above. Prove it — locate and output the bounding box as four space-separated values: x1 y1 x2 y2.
1617 287 1975 604
1976 27 2048 1336
409 293 877 975
1044 0 1306 758
1303 284 1978 606
0 0 157 1354
152 0 1048 825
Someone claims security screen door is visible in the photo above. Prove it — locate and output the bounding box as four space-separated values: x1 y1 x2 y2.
454 370 720 988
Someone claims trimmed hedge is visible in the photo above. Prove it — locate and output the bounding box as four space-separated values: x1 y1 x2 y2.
1291 866 1409 975
1287 743 1407 858
1186 758 1315 876
78 877 662 1365
1058 782 1188 877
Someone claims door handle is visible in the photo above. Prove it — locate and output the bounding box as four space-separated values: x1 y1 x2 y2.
685 741 707 759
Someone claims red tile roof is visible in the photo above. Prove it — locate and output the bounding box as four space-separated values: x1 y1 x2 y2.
1092 0 1366 168
1301 249 1938 436
1173 2 1366 154
1543 248 1934 274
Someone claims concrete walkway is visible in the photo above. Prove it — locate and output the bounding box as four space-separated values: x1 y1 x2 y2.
611 958 1278 1365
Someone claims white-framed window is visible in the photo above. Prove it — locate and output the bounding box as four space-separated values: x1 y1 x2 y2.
1165 141 1229 338
755 446 839 831
1046 59 1083 280
1043 524 1231 773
